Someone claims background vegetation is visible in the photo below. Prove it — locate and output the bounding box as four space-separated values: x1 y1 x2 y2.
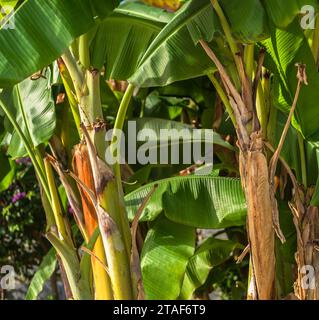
0 0 318 300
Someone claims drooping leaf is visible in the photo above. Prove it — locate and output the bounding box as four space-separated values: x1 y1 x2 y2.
25 248 57 300
0 68 56 158
90 1 172 78
180 238 242 299
129 0 218 87
125 176 246 228
92 0 272 87
262 20 319 138
129 0 274 87
141 216 196 299
0 0 115 86
46 232 92 300
0 151 15 192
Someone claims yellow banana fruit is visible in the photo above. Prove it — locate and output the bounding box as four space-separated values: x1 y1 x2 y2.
143 0 182 12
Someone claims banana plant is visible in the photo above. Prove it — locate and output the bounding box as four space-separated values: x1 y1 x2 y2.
0 0 319 301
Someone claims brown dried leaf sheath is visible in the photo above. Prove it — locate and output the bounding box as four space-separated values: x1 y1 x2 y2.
73 143 113 300
73 143 98 237
240 134 275 299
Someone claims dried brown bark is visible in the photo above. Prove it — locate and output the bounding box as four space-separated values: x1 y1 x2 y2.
200 40 277 299
240 133 275 299
296 206 319 299
201 39 315 300
266 142 319 300
291 200 319 300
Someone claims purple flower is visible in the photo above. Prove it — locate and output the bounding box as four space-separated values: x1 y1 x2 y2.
68 205 74 215
15 157 31 166
12 192 27 203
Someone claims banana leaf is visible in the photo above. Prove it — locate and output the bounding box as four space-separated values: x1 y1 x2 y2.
125 175 246 229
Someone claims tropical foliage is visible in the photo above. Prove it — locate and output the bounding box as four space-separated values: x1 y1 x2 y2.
0 0 319 300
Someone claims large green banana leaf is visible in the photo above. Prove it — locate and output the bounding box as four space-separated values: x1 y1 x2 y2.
129 0 218 87
221 0 269 43
261 0 317 28
0 0 115 87
0 68 56 158
125 175 246 228
179 238 242 299
262 20 319 138
129 0 272 87
141 215 196 299
117 0 311 88
90 1 171 79
91 0 270 85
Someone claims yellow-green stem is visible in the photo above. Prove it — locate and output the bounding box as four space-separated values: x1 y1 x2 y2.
110 84 135 257
79 33 90 69
256 82 268 137
244 44 255 81
211 0 241 74
61 50 84 101
111 84 135 189
44 158 70 243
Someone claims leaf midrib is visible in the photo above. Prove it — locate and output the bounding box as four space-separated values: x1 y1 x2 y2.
136 0 211 68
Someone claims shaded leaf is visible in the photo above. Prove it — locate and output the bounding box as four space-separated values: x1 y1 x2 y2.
0 151 15 192
0 68 56 158
180 238 241 299
25 248 57 300
141 216 195 299
0 0 109 86
91 1 171 76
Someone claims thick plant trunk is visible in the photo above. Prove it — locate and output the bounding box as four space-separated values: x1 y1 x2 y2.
200 40 277 299
61 48 134 300
240 133 275 299
81 123 134 300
